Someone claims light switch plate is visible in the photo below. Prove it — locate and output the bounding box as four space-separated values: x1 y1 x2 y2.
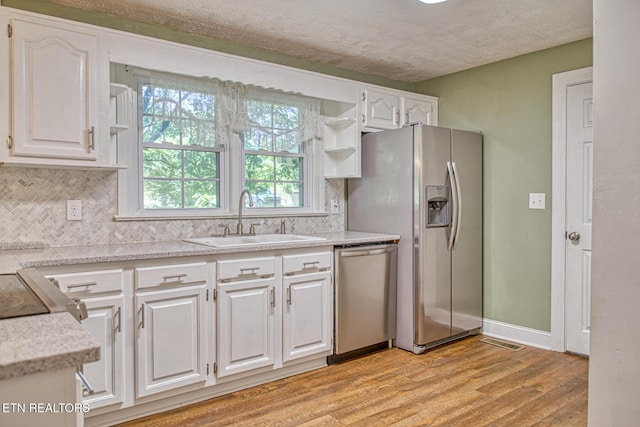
529 193 545 210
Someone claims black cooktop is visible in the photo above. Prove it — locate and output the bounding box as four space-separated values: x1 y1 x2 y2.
0 274 49 319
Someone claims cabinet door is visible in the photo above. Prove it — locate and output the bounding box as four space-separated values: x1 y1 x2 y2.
136 285 207 398
283 271 332 362
80 295 124 409
362 88 400 130
402 96 434 126
217 278 275 378
10 19 97 160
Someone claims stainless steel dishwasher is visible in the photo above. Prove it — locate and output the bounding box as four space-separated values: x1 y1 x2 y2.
332 242 398 360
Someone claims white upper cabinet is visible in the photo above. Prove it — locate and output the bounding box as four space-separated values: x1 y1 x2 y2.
0 7 438 174
361 88 401 130
402 95 436 126
360 86 439 131
9 18 98 161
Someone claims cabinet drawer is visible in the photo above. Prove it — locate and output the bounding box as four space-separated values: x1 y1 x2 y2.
217 257 275 282
136 262 208 289
282 252 332 275
48 269 124 295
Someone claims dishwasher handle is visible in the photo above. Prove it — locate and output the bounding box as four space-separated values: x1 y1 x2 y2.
338 246 396 258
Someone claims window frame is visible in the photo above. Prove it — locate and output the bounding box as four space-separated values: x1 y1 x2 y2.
241 93 311 211
137 78 224 212
114 67 325 220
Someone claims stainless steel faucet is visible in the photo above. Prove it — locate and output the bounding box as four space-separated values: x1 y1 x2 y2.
237 189 254 235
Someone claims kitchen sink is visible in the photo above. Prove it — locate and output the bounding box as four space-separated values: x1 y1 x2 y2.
183 233 326 248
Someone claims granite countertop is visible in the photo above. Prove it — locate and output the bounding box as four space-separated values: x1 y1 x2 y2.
0 312 100 380
0 230 400 273
0 230 398 380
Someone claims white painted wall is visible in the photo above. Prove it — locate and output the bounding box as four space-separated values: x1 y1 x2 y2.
589 1 640 425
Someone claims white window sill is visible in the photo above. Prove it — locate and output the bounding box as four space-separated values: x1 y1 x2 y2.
114 210 330 221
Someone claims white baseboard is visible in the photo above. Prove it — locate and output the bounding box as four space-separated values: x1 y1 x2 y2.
482 319 551 350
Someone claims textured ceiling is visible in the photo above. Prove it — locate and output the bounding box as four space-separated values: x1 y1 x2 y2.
45 0 593 83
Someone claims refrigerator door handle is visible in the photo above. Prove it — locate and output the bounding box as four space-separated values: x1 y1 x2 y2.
447 161 459 251
452 161 463 250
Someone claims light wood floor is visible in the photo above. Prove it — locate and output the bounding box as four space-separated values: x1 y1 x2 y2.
120 335 588 426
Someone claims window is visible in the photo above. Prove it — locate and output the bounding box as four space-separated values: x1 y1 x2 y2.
115 65 324 219
139 82 221 210
244 99 305 208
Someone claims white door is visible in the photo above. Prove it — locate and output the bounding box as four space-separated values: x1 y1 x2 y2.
136 285 207 397
565 81 593 356
217 278 275 378
282 271 332 362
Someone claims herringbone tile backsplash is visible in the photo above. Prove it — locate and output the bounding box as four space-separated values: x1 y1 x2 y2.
0 168 345 247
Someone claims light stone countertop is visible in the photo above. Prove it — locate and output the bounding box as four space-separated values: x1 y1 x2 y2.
0 230 398 381
0 312 100 380
0 230 400 273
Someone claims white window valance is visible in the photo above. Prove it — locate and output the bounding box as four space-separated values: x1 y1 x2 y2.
142 69 321 152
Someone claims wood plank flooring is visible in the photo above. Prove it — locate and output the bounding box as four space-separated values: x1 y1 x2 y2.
119 335 588 426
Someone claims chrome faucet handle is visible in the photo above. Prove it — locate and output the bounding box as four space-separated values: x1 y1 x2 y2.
249 223 260 235
280 219 286 235
218 224 230 237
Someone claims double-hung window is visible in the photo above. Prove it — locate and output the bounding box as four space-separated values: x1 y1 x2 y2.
114 66 323 219
243 96 307 208
139 79 222 211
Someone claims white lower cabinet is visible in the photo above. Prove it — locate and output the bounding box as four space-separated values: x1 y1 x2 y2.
283 270 332 362
216 277 276 378
135 284 208 398
43 268 126 411
80 295 124 409
40 249 333 425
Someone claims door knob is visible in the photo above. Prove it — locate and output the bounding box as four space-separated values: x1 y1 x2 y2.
568 231 581 242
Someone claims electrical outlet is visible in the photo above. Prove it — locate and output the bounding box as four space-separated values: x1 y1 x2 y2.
330 199 339 214
67 200 82 221
528 193 546 210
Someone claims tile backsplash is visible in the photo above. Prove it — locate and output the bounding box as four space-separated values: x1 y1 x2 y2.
0 168 345 247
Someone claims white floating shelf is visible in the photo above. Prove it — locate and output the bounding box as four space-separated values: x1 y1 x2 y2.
325 117 356 130
324 146 356 155
110 124 129 134
110 83 128 97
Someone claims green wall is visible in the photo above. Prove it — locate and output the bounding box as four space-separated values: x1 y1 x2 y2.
416 39 593 331
2 0 413 92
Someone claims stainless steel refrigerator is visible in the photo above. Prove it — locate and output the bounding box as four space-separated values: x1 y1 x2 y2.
348 124 482 354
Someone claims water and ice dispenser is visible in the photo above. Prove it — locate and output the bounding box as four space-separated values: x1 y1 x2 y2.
426 185 449 228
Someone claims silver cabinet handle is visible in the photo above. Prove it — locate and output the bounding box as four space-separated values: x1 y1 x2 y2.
240 267 260 274
76 370 94 395
287 287 292 305
163 274 187 281
270 287 275 308
303 261 320 268
114 307 122 333
67 281 98 289
140 304 145 329
88 126 95 150
568 231 581 242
